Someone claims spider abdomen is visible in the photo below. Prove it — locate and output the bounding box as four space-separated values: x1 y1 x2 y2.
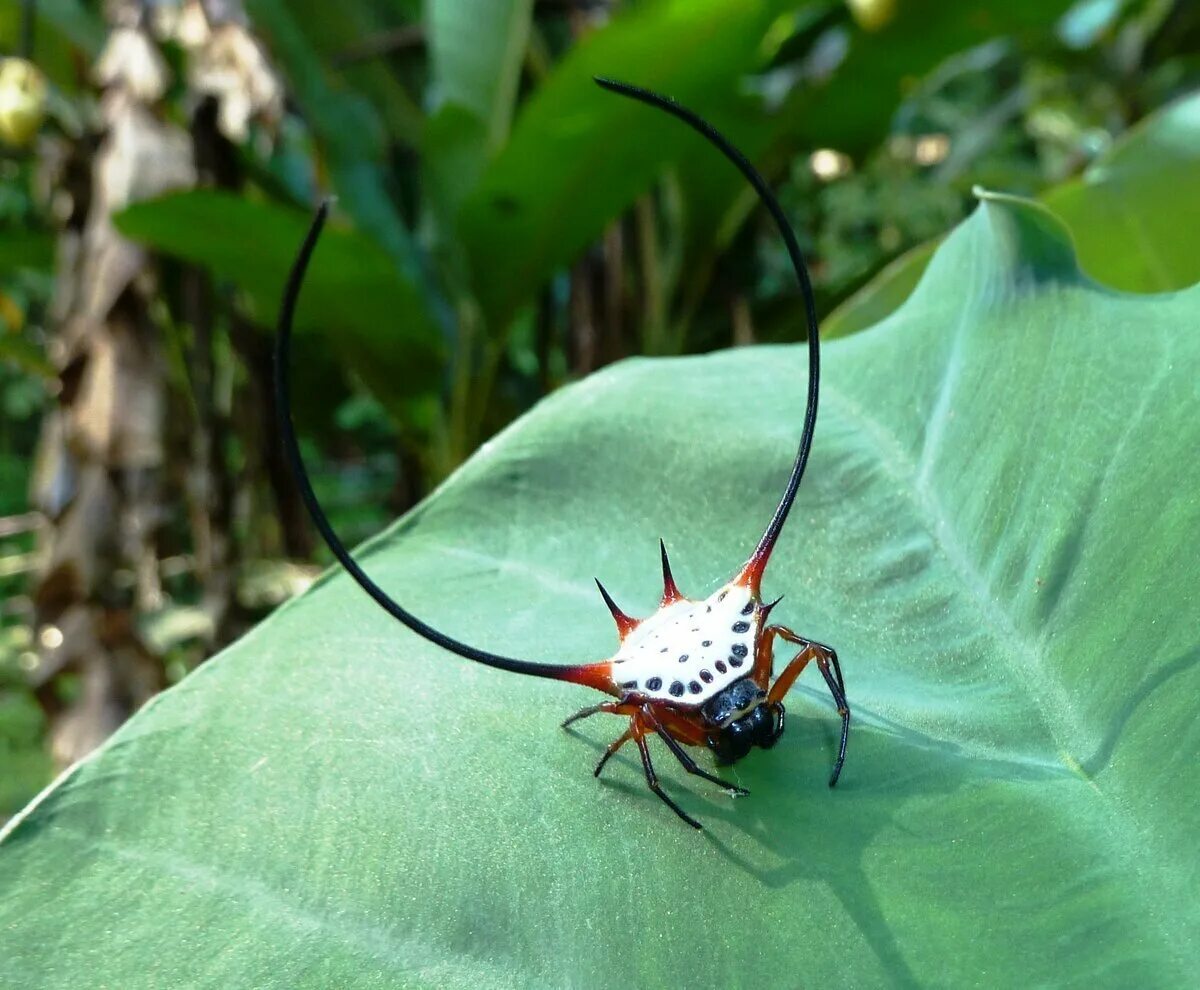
610 582 760 705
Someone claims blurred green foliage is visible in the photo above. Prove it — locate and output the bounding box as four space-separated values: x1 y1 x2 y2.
0 153 52 817
1 0 1199 815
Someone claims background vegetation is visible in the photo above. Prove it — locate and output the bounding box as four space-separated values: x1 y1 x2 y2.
1 1 1199 985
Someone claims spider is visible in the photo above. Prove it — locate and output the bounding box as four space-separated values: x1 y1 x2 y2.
274 78 849 829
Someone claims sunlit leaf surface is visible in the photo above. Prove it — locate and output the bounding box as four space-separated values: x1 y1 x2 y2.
2 195 1197 987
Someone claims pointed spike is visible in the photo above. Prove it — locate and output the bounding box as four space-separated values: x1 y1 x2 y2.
595 578 639 639
760 594 784 621
659 539 683 604
735 546 770 597
557 660 620 696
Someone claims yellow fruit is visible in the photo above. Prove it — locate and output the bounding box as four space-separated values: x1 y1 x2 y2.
846 0 897 32
0 58 48 148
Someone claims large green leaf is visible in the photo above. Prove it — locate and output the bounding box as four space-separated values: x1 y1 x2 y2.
2 194 1198 986
825 89 1200 337
114 190 443 406
35 0 105 56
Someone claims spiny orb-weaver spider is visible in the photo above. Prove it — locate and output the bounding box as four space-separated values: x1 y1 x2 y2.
275 78 849 829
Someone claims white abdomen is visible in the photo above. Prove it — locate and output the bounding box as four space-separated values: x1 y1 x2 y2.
610 583 759 706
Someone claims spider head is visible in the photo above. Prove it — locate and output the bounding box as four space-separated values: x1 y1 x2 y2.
706 701 785 765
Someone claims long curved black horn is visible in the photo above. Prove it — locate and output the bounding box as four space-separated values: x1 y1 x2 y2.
594 78 821 595
274 202 609 691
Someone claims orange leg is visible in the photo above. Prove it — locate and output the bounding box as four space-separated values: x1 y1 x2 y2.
593 727 634 777
764 625 850 787
752 624 787 685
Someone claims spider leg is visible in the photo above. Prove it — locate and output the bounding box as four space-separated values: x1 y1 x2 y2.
765 638 813 704
634 727 702 829
765 626 851 788
814 652 850 788
564 701 642 777
561 699 625 729
827 646 846 696
643 707 749 796
562 704 604 728
594 727 633 777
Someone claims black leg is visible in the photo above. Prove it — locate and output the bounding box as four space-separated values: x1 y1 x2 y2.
816 657 850 787
826 645 846 696
562 703 606 729
645 711 749 796
802 636 846 697
635 733 702 829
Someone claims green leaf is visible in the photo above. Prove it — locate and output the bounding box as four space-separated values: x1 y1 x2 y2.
1042 90 1200 292
35 0 105 56
825 89 1200 337
114 190 443 406
252 0 425 147
822 237 938 338
423 0 534 251
427 0 532 154
0 228 54 274
458 0 798 330
244 0 429 281
3 195 1198 986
